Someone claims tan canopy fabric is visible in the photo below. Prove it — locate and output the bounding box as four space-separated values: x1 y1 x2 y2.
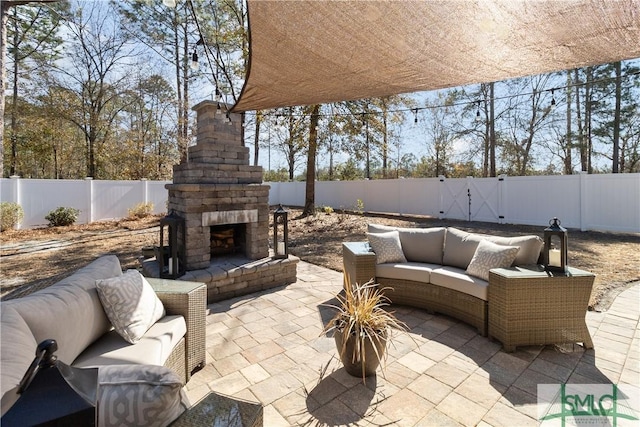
232 0 640 112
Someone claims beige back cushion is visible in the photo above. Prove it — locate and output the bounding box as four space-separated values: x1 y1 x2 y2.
368 224 445 264
443 228 484 269
3 255 123 365
444 227 544 269
0 306 39 400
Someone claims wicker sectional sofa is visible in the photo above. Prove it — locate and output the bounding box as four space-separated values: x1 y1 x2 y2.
0 255 206 414
343 224 544 336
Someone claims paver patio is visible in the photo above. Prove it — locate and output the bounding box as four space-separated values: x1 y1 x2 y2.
183 261 640 426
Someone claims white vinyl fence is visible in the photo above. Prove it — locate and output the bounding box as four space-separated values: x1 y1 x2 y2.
1 177 170 228
269 173 640 233
1 173 639 233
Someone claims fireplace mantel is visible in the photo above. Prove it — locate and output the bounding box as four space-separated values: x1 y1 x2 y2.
202 209 258 227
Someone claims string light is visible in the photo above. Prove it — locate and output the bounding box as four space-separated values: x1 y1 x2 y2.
413 108 418 124
259 68 640 123
190 51 199 71
162 0 177 8
550 89 556 108
215 88 222 114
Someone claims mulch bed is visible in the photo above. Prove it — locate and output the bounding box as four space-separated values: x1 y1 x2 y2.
1 211 638 311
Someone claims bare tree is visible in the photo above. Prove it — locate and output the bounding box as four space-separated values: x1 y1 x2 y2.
0 0 60 177
50 2 135 178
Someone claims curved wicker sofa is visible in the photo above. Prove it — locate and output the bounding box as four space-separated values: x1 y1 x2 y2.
343 225 544 336
1 255 206 414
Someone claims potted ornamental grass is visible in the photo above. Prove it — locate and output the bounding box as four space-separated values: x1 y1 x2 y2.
323 277 408 381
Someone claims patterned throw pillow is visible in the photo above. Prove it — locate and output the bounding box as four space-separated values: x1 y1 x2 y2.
96 364 188 427
367 230 407 264
466 239 520 281
96 270 165 344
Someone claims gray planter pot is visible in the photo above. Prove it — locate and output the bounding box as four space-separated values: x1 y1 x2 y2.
334 329 387 378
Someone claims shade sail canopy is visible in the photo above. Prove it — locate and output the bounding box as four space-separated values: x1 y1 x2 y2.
232 0 640 112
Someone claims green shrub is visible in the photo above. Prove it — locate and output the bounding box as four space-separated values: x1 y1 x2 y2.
322 205 334 214
45 207 80 227
355 199 365 215
0 202 24 232
128 202 154 219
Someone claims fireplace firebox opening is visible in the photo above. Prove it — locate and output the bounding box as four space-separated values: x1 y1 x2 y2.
210 224 246 257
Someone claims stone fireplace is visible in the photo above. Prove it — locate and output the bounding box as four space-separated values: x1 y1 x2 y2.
142 100 298 302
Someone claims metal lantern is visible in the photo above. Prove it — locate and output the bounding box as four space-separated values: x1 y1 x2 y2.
159 210 185 278
543 217 568 273
273 204 289 259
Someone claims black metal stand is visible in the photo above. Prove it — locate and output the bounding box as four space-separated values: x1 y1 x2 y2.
1 340 97 426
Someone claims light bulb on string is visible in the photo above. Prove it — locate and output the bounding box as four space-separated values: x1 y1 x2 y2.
162 0 177 8
413 108 418 124
190 51 198 71
550 89 556 108
215 88 222 114
475 101 481 122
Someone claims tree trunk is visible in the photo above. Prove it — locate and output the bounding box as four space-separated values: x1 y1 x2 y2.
574 69 587 172
612 61 621 173
0 3 8 178
564 71 572 174
489 82 496 177
9 7 18 176
253 112 261 166
302 105 320 217
180 22 189 162
585 68 593 173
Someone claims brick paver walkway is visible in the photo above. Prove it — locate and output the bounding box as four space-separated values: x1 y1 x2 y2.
183 261 640 426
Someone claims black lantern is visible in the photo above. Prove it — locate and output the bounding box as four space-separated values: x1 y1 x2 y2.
159 210 185 278
544 217 568 273
273 205 289 259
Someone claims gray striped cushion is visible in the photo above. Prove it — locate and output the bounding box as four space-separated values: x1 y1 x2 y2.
96 364 187 427
367 230 407 264
96 270 165 344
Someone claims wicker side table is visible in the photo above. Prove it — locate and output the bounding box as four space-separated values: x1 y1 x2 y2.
147 278 207 380
488 265 595 352
342 242 377 288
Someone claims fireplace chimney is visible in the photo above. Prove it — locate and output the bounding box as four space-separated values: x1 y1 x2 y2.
165 101 270 270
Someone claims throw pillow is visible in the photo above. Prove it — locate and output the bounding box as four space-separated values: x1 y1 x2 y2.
466 239 520 281
96 270 165 344
367 230 407 264
96 364 188 427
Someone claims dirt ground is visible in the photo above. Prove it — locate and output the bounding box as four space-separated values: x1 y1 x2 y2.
1 209 638 311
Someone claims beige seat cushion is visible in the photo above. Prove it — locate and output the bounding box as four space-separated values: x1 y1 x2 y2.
72 315 186 369
376 262 439 283
369 224 445 264
430 266 489 301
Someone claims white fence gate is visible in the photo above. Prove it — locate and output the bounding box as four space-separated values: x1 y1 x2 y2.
1 173 639 233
